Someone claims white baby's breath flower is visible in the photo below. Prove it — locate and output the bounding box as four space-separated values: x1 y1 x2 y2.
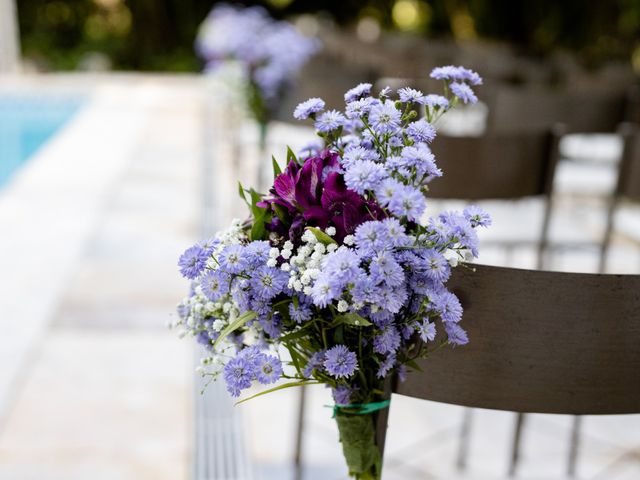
281 263 291 272
283 240 294 250
327 243 338 253
269 248 280 259
325 226 336 236
281 249 292 259
314 243 326 254
212 319 225 332
303 286 312 295
337 300 349 312
343 235 355 245
267 258 277 267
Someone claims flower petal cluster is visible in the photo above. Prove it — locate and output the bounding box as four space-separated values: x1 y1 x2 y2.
174 65 491 408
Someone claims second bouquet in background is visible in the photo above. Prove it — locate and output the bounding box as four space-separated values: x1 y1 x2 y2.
174 65 490 480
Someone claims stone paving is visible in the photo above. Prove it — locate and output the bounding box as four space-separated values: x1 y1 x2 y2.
0 75 638 480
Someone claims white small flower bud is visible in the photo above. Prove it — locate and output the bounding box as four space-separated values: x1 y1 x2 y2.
314 243 326 254
269 248 280 259
283 241 294 250
337 300 349 312
327 243 338 253
343 235 355 245
280 263 291 272
325 226 336 236
294 280 303 291
212 319 225 332
281 249 292 259
267 258 277 267
303 286 312 295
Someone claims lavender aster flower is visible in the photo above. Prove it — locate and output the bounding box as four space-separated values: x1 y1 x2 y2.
201 270 228 301
255 354 283 384
433 291 463 323
388 185 427 221
345 97 378 119
417 320 436 342
223 356 254 397
342 146 379 168
304 350 325 378
354 221 391 255
368 100 401 134
178 245 209 279
324 345 358 378
315 110 346 132
344 160 388 195
322 247 363 283
430 65 461 81
310 277 339 308
218 244 247 274
289 301 313 323
421 249 451 283
373 326 401 355
450 82 478 104
374 178 404 208
344 83 373 103
464 205 492 228
445 322 469 346
377 353 396 378
294 97 325 120
423 94 450 109
407 119 436 143
252 266 288 299
332 384 353 404
398 87 425 103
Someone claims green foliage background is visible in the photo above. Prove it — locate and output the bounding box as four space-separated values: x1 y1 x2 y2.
16 0 640 71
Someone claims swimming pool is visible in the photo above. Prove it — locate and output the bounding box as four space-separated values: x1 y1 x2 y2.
0 96 82 187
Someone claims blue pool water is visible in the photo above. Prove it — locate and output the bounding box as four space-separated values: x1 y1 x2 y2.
0 96 82 187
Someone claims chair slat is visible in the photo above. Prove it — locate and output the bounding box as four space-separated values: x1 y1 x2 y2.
429 130 558 199
395 264 640 414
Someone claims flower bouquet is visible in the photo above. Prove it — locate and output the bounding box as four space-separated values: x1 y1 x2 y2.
195 3 319 130
174 65 489 479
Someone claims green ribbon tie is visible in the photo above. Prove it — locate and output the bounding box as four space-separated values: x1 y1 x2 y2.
329 400 391 418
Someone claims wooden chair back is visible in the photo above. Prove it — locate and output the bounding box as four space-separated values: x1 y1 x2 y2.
428 128 563 200
394 264 640 416
487 87 626 133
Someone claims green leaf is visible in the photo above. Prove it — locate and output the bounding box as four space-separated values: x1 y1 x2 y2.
238 182 249 207
235 380 321 405
332 312 372 327
405 359 424 372
272 155 282 178
286 146 298 164
305 226 337 246
272 203 289 223
250 219 266 241
279 326 313 343
212 311 258 350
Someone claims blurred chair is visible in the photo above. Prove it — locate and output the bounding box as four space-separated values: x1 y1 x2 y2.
487 86 627 134
377 263 640 477
292 126 566 479
599 122 640 270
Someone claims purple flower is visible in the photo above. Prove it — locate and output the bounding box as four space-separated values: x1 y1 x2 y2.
450 82 478 104
377 353 396 378
252 265 288 299
255 354 283 384
373 326 401 355
368 100 401 134
388 185 427 221
374 178 404 208
369 250 405 287
400 144 442 179
417 320 436 342
342 146 379 167
223 356 254 397
344 160 388 194
433 291 463 323
354 221 392 255
423 94 449 109
398 87 424 103
332 384 354 405
464 205 492 228
407 119 436 143
345 97 378 119
178 245 209 279
294 97 325 120
315 110 346 132
344 83 372 103
289 301 313 323
310 277 340 308
201 270 229 301
445 322 469 346
322 247 363 284
218 244 247 274
303 350 325 378
420 249 451 283
430 65 461 81
323 345 358 378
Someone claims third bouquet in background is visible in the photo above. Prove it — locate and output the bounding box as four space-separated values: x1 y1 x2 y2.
174 65 490 479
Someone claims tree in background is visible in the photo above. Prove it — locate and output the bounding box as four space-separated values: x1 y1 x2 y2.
15 0 640 71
